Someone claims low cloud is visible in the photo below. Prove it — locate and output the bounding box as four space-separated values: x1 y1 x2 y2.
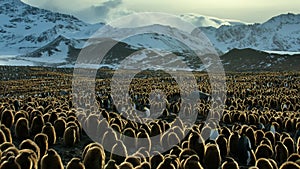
22 0 131 23
76 0 134 23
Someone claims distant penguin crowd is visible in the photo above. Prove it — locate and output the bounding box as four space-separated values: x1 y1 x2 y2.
0 68 299 169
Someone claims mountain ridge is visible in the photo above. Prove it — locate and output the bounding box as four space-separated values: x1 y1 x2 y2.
1 0 299 54
0 1 299 71
202 13 300 52
0 0 103 54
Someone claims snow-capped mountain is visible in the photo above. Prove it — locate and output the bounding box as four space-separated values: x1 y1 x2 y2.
0 0 103 54
202 13 300 53
0 0 299 71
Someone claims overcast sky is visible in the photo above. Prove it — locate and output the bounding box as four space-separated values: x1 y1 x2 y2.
21 0 300 23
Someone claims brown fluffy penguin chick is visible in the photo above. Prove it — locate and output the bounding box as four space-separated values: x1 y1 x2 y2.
1 146 19 158
101 129 118 152
248 166 259 169
135 161 151 169
118 161 134 169
0 130 7 144
255 144 273 159
63 126 77 147
121 128 136 154
136 132 151 154
287 153 300 162
41 149 63 169
279 161 300 169
104 159 119 169
0 152 12 165
265 131 275 146
34 133 48 157
283 137 295 156
15 149 38 169
268 158 278 169
19 139 40 161
216 134 228 160
245 127 256 148
0 125 12 143
150 152 164 169
255 130 265 146
183 160 203 169
111 140 128 165
275 142 288 165
15 117 30 140
1 110 14 129
179 148 198 162
41 122 56 146
255 158 273 169
30 115 44 137
183 155 204 169
66 158 85 169
221 157 239 169
204 144 221 169
237 134 252 166
156 156 176 169
228 131 240 159
0 156 20 169
67 120 81 143
0 142 15 152
188 132 205 161
83 144 106 169
54 118 66 138
14 111 28 124
82 143 104 161
125 156 141 168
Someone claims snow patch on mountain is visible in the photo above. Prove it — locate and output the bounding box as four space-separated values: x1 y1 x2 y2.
179 13 246 28
91 24 216 55
264 50 300 55
19 39 69 64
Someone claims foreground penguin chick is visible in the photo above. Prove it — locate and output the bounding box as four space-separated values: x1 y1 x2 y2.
63 126 77 147
34 133 48 157
42 122 56 146
255 158 273 169
1 110 14 129
19 139 40 161
237 134 252 166
0 156 21 169
221 157 239 169
83 144 106 169
156 156 176 169
204 144 221 169
110 140 128 165
54 118 66 138
275 142 288 165
30 115 44 137
66 158 85 169
41 149 63 169
0 124 12 143
228 131 239 159
15 149 38 169
216 134 228 160
183 155 204 169
0 129 7 144
279 161 300 169
15 117 30 140
104 159 118 169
